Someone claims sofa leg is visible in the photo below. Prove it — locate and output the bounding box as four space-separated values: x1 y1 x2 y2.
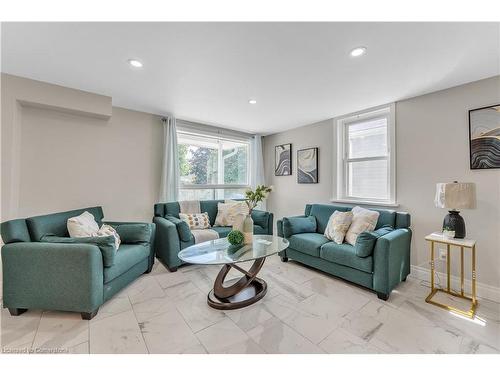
167 266 178 272
280 256 288 263
402 276 407 282
8 308 28 316
81 309 99 320
377 292 390 301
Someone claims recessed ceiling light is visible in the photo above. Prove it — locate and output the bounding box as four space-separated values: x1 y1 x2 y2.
248 99 257 104
128 59 143 68
350 47 367 57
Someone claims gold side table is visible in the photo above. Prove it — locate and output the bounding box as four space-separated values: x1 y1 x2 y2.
424 232 477 318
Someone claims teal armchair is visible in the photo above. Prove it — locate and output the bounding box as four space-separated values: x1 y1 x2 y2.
277 204 411 300
1 207 155 320
153 200 273 271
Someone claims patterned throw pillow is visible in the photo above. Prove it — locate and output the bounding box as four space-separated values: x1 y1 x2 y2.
179 212 211 230
214 201 249 227
324 211 354 244
345 206 380 246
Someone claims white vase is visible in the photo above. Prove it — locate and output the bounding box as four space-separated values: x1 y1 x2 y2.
243 214 254 244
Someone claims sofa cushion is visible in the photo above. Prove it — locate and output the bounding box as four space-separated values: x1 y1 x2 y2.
324 211 353 244
253 225 268 234
320 242 373 273
355 226 394 257
104 244 150 283
67 211 100 238
113 223 153 244
26 206 104 241
345 206 379 246
179 212 211 230
306 204 350 233
283 216 317 238
200 200 223 226
211 226 232 238
288 233 331 257
251 210 269 228
1 219 31 243
215 201 249 226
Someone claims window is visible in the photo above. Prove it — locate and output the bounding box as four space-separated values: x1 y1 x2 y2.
336 105 396 205
177 131 251 201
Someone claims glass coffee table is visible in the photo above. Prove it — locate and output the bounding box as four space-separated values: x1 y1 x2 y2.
178 235 289 310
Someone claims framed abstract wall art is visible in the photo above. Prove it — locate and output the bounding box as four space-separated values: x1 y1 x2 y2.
469 104 500 169
297 147 318 183
275 143 292 176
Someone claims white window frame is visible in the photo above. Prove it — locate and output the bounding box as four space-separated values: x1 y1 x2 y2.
177 129 252 199
334 104 397 207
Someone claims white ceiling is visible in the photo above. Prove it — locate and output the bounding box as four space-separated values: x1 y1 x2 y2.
1 22 499 134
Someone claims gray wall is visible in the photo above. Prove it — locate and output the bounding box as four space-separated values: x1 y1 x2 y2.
1 74 163 222
263 76 500 290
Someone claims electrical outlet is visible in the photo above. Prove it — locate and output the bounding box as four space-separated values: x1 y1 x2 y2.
438 249 447 260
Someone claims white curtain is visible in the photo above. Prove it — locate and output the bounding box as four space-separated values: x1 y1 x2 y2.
159 116 179 202
251 135 267 209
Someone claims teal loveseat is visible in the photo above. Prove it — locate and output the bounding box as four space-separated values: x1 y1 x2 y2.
1 206 155 320
153 200 273 271
277 204 411 300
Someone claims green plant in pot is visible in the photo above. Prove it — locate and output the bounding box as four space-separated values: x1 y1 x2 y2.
227 230 244 246
242 185 273 244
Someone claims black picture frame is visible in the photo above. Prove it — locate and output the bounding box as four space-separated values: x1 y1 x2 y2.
275 143 292 176
468 104 500 170
297 147 319 184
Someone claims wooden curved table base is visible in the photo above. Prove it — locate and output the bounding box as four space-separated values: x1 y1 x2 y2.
207 257 268 310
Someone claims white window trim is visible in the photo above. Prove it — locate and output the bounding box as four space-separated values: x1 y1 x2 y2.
177 128 252 197
333 103 397 207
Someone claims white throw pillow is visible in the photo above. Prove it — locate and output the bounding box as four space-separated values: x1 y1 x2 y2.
214 201 249 227
324 211 354 244
92 224 121 249
67 211 99 238
345 206 380 246
179 212 211 229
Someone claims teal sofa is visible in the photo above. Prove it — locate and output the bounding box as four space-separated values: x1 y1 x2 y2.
153 200 273 271
277 204 411 300
1 206 155 320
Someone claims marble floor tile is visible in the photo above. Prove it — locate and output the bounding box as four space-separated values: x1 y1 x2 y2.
126 275 165 305
162 279 201 303
67 341 90 354
262 272 315 302
196 317 263 354
1 308 42 350
2 257 499 355
138 309 205 354
266 260 322 285
247 317 324 354
263 294 343 344
32 311 88 351
319 327 385 354
89 310 148 354
92 296 133 322
174 290 226 332
224 301 274 332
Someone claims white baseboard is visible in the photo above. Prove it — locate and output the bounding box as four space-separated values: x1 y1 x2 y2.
410 265 500 303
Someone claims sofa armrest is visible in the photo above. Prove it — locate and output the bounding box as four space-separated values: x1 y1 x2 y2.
278 215 308 238
1 242 104 313
372 228 412 295
104 221 156 270
103 221 154 244
153 216 182 269
277 219 284 237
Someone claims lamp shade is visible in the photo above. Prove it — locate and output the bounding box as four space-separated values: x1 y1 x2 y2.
434 182 476 209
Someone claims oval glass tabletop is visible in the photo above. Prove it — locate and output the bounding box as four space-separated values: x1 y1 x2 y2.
178 234 289 265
